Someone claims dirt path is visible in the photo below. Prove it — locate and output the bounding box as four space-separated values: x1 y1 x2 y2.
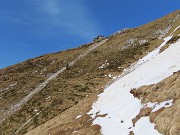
0 39 108 124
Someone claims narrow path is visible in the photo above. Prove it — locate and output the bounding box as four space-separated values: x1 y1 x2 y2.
12 110 42 135
0 39 108 123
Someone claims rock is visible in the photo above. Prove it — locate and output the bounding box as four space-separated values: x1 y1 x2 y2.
93 35 105 42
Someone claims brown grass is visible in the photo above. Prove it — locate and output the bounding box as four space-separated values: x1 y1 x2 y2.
131 71 180 135
0 10 179 135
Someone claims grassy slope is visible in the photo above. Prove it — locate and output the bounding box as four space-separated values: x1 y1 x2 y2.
0 10 179 135
131 71 180 135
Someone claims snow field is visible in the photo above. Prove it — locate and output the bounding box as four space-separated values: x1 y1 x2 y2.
88 27 180 135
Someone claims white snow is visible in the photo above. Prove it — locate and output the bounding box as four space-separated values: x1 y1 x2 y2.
88 27 180 135
72 131 78 134
108 74 113 78
76 115 82 120
143 100 174 113
152 100 173 112
133 117 159 135
107 74 116 79
137 35 172 65
170 26 180 35
99 63 109 69
46 96 51 100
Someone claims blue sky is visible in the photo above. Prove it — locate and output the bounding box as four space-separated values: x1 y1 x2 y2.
0 0 179 68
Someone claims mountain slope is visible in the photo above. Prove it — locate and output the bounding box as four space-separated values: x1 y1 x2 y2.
0 10 180 135
88 27 180 135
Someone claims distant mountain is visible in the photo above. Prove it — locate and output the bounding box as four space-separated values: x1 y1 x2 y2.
0 10 180 135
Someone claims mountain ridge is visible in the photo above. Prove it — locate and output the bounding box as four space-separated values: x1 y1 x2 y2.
0 10 180 135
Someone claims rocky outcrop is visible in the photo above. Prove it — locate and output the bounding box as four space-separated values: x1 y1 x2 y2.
93 35 105 42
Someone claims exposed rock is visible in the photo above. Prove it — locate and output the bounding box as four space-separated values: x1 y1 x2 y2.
93 35 105 42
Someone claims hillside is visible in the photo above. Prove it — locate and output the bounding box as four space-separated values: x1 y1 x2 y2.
0 10 180 135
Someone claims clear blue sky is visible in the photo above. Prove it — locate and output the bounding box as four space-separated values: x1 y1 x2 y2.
0 0 179 68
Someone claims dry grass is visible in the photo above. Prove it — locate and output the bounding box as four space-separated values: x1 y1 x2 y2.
0 10 179 135
24 91 101 135
131 71 180 135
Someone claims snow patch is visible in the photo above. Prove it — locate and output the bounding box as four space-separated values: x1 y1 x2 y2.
76 115 82 119
46 96 51 100
143 100 174 112
137 35 172 65
108 74 116 79
88 28 180 135
99 63 109 69
133 117 160 135
72 131 78 134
